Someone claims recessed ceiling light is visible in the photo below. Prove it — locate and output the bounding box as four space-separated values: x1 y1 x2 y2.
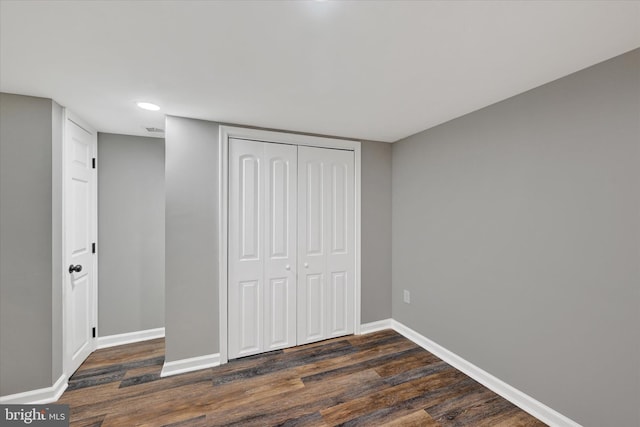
137 102 160 111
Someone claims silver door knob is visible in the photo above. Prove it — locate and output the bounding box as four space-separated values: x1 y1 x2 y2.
304 262 309 268
285 264 291 270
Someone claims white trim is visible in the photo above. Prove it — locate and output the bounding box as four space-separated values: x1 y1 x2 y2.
359 318 393 334
354 143 362 335
391 320 582 427
218 125 362 364
219 126 360 150
218 126 228 365
97 327 165 349
160 353 220 378
0 374 68 404
61 108 69 377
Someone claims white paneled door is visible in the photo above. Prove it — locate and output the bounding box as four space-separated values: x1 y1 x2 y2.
298 146 355 345
228 139 355 359
64 113 97 376
263 142 298 351
228 139 297 359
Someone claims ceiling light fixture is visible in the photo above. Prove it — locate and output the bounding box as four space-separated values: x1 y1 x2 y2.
137 102 160 111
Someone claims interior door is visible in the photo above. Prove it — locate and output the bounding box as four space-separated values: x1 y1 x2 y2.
64 112 97 375
228 139 297 359
298 146 355 345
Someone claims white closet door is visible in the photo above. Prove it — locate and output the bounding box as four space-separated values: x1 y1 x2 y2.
325 149 355 338
263 142 297 351
298 146 355 344
228 139 297 359
297 152 325 344
229 139 264 359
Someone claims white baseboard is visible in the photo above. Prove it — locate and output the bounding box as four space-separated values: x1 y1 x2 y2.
359 318 393 334
391 320 581 427
0 374 68 404
160 353 220 378
97 327 165 349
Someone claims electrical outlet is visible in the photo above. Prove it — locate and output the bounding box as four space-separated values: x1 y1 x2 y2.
403 289 411 304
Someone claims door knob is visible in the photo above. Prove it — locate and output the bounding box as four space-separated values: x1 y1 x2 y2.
304 262 309 268
285 264 291 271
68 264 82 274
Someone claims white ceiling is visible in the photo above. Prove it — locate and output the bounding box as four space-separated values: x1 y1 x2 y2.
1 1 639 143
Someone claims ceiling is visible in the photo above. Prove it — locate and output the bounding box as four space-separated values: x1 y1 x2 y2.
1 1 639 143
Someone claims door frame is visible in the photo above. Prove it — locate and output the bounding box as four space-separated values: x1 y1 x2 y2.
62 109 98 377
218 125 361 364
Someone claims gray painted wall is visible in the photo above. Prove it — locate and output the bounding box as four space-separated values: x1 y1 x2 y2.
361 140 392 322
391 49 640 427
164 117 393 361
165 116 220 362
97 133 165 337
0 93 56 395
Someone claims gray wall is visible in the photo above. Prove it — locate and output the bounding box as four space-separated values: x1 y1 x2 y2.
165 116 220 362
391 49 640 427
164 117 393 361
361 140 392 322
0 93 57 395
97 133 165 337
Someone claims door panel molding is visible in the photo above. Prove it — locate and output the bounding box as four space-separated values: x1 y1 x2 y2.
219 126 361 364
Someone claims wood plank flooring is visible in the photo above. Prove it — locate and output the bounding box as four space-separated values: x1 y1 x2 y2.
58 330 546 426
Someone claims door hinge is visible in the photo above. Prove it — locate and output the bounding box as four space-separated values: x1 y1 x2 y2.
92 158 96 169
92 327 96 338
92 242 96 254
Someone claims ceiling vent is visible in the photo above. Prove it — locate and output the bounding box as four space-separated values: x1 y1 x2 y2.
145 127 165 134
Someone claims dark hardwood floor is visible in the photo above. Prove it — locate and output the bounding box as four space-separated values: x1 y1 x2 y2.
58 330 546 426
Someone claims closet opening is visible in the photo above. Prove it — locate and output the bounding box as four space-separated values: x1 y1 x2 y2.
218 126 361 363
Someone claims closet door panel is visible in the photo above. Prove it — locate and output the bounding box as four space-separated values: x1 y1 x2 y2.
298 148 326 344
326 150 355 337
298 147 354 344
228 139 265 359
264 143 297 351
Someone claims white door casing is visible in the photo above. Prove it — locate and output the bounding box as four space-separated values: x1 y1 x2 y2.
219 126 361 364
63 110 97 377
228 139 297 359
297 146 355 345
